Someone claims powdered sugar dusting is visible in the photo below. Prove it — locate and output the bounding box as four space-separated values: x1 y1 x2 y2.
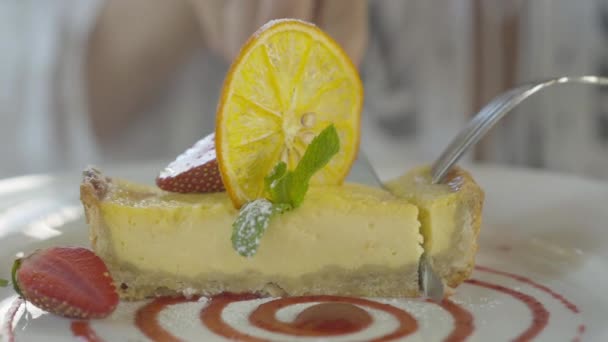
159 133 217 179
232 199 275 257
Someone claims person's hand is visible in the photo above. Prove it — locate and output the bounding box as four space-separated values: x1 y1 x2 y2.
188 0 368 66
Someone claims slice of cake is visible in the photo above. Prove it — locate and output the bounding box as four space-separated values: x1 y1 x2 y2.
385 166 484 289
81 168 424 300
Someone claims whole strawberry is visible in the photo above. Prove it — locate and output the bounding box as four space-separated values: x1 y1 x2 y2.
12 247 118 319
156 132 225 193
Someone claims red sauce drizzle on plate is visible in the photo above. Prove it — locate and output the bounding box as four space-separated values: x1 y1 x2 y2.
433 299 474 342
67 265 582 341
249 295 418 341
572 324 586 342
2 298 23 342
70 321 103 342
290 302 372 334
135 296 198 342
200 293 266 342
466 278 549 342
476 265 579 313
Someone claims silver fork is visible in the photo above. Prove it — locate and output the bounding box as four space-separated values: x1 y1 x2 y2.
353 75 608 301
431 75 608 184
425 75 608 300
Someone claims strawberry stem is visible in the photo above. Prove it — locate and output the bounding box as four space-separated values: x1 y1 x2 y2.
11 259 23 297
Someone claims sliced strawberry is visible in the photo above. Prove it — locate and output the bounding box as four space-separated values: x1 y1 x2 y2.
13 247 118 319
156 132 225 193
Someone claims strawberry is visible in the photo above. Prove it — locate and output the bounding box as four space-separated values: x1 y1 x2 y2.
12 247 118 319
156 132 225 193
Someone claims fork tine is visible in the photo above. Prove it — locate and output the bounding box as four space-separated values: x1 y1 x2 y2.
430 91 515 181
431 76 608 184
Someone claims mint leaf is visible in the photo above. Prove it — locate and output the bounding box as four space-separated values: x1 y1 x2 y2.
232 124 341 257
264 161 289 203
288 124 340 207
232 199 288 257
267 124 340 208
265 161 287 189
294 124 340 179
0 278 7 287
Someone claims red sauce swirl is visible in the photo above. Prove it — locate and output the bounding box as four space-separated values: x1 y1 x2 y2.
433 299 474 342
200 293 266 341
475 265 579 313
67 265 581 342
135 296 198 342
249 295 418 341
70 321 103 342
2 298 24 342
466 279 549 342
290 302 372 334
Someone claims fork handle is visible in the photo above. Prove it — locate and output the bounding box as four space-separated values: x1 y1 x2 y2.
431 76 608 184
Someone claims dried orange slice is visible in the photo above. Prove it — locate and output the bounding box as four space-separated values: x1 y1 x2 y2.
216 19 363 208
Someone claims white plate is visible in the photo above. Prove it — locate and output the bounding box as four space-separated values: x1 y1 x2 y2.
0 161 607 342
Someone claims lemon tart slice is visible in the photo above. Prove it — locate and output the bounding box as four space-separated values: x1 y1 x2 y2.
385 166 484 289
80 165 483 300
81 168 424 300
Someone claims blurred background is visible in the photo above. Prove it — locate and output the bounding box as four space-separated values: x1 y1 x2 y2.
0 0 607 180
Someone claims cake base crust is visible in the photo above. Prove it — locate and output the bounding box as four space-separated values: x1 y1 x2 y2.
99 261 421 300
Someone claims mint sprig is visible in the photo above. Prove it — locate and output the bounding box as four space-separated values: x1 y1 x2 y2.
0 278 7 287
265 124 340 208
232 124 340 257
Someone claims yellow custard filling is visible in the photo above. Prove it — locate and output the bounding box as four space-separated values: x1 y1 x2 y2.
99 182 422 278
